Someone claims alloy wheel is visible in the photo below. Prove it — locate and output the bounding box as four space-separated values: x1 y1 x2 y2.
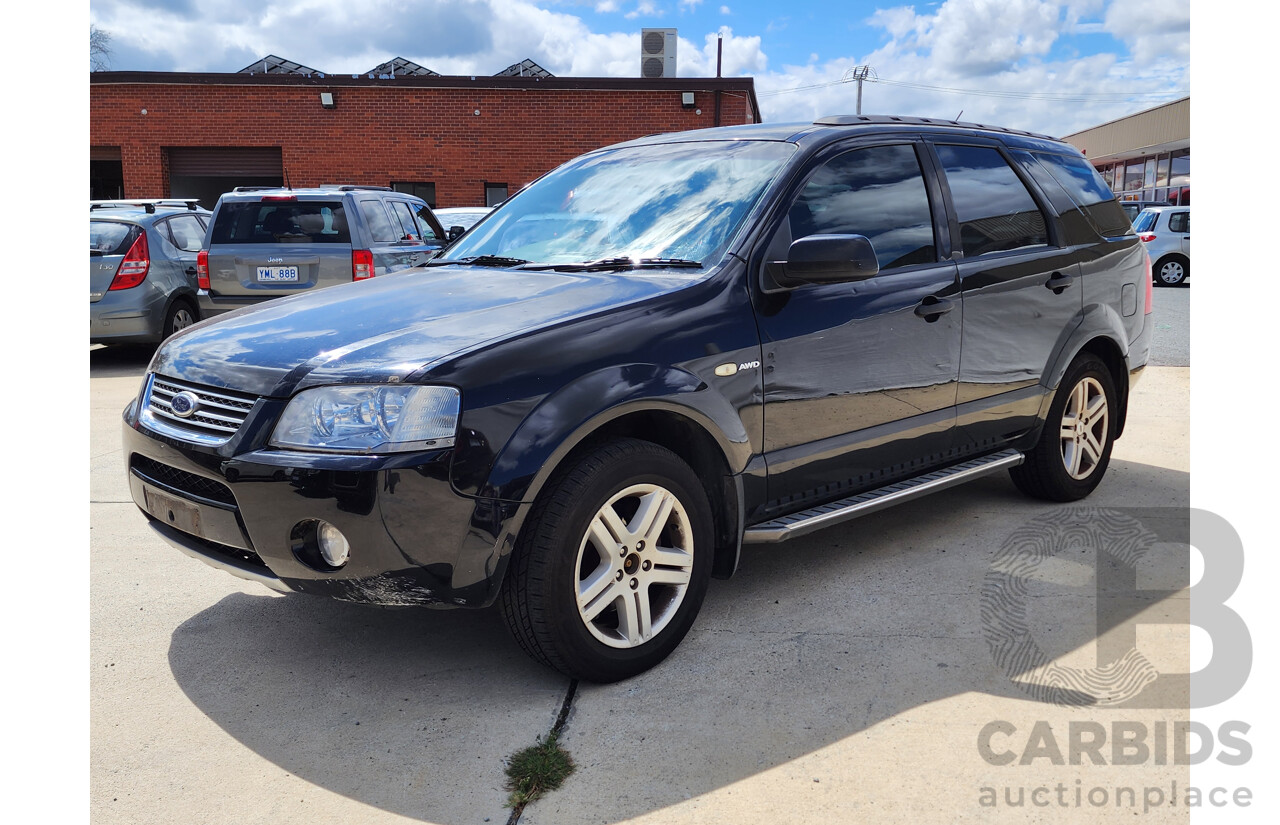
574 483 694 649
1059 376 1109 480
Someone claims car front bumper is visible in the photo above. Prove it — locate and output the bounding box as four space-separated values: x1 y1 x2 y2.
122 403 523 608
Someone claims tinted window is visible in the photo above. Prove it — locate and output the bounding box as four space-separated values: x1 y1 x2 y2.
1033 152 1115 206
359 199 399 243
210 202 350 244
937 144 1048 257
90 220 136 255
1168 211 1189 233
390 201 424 241
789 144 936 270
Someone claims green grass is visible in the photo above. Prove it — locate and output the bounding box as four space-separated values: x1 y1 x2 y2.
504 731 576 809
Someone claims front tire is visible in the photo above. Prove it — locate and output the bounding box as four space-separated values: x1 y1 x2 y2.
499 438 714 682
1010 353 1117 502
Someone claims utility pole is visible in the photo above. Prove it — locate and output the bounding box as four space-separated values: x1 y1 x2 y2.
843 66 876 115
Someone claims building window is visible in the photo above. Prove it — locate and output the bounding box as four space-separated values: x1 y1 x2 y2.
1124 160 1144 192
1156 155 1170 188
485 183 509 207
392 182 436 208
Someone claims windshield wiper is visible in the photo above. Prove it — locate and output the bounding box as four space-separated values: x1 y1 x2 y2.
426 255 530 268
527 257 704 272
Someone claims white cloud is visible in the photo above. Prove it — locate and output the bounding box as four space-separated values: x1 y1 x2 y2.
624 0 661 20
720 5 731 14
595 1 620 12
753 0 1187 137
680 0 705 9
1103 0 1190 64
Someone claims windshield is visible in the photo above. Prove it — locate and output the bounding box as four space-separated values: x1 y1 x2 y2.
438 140 795 268
1132 210 1158 232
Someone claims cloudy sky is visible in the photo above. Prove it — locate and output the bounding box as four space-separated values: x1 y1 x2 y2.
88 0 1188 137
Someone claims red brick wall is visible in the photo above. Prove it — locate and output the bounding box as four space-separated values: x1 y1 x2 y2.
90 82 757 205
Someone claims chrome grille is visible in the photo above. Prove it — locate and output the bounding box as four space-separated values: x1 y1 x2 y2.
142 374 258 445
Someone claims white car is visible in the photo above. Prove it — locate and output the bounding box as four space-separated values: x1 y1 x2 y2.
434 206 493 240
1133 206 1190 286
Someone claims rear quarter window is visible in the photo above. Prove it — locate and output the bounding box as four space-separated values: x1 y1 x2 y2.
1032 151 1133 237
210 201 351 244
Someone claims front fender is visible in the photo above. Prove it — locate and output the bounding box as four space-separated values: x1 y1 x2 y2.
471 363 752 503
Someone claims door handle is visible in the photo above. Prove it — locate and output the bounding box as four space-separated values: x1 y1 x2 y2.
914 296 954 323
1045 272 1075 294
185 267 197 275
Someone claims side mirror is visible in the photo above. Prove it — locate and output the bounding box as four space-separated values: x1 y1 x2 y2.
447 225 466 241
769 234 880 287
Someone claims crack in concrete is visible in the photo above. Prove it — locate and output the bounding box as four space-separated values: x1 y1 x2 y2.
505 679 578 825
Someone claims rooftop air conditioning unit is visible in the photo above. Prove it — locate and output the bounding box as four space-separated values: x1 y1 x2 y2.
641 28 677 78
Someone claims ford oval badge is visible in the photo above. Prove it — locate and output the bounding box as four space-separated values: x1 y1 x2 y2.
170 391 201 419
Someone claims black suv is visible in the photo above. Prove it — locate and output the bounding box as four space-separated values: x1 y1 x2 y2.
124 117 1151 682
198 185 449 320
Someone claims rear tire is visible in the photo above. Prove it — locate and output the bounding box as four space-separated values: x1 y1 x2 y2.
499 438 714 682
1153 255 1188 287
1010 353 1117 502
162 298 198 340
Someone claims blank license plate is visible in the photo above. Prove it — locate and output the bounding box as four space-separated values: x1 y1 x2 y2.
257 265 300 283
143 487 202 536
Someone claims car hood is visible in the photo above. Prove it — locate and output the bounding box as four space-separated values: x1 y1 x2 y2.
150 265 700 397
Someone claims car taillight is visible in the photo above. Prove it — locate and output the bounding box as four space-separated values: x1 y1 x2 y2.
1144 249 1153 315
197 250 210 290
261 195 297 202
1138 233 1156 243
109 231 150 290
353 249 375 280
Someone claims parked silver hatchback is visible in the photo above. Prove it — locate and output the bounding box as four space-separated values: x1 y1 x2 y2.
90 199 211 344
1133 205 1190 286
199 186 449 318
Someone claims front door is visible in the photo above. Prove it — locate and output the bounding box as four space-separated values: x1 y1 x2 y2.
750 140 961 515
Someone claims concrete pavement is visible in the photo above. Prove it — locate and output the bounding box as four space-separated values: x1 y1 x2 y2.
91 313 1192 824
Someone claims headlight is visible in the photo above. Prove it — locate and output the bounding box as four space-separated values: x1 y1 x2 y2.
270 385 460 453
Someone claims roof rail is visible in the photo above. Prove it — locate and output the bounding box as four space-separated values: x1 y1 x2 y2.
89 198 202 213
811 113 1055 142
319 184 394 192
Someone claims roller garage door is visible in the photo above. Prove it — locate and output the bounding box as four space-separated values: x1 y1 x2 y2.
167 147 283 209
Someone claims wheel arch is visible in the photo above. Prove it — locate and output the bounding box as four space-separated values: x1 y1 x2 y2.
487 396 747 584
1040 310 1132 439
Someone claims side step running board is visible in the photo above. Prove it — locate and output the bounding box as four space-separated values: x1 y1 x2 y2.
743 449 1024 544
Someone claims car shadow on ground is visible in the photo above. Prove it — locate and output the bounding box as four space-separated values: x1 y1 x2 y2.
90 344 156 378
166 459 1189 823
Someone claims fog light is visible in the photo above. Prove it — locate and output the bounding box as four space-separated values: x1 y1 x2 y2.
317 521 350 568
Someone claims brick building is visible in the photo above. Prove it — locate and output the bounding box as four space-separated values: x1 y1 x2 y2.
89 64 761 209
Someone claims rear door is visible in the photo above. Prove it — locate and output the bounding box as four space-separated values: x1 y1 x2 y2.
154 213 206 292
360 197 443 275
1168 209 1190 258
205 197 354 304
926 139 1086 449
